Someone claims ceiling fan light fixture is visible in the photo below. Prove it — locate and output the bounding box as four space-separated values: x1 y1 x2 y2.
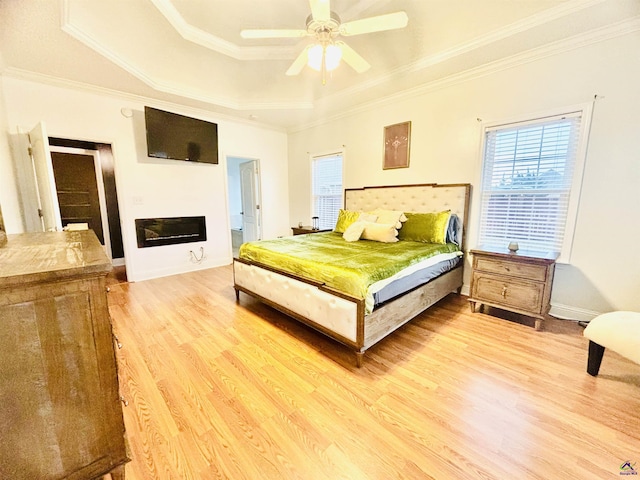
242 0 407 81
307 43 342 72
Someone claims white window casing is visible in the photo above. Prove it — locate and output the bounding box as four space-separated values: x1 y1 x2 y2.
311 151 344 230
477 103 592 263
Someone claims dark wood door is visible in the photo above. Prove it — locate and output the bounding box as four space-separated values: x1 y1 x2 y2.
51 152 104 244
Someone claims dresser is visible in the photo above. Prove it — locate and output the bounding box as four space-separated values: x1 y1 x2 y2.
469 247 558 330
0 231 128 479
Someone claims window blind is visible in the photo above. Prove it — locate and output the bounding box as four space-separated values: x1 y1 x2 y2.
478 112 582 254
312 153 343 230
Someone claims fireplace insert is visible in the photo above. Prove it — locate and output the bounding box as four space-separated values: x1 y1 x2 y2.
135 216 206 248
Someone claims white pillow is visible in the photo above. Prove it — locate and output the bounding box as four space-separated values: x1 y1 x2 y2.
342 221 366 242
358 212 378 223
361 222 399 243
369 209 407 229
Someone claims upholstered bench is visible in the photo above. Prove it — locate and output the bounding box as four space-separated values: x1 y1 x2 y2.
583 311 640 376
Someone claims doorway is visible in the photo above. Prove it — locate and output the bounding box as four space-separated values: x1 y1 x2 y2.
21 126 125 265
51 149 105 244
49 137 125 267
227 156 262 256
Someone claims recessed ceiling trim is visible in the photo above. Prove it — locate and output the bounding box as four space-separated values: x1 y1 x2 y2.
309 0 619 112
61 21 157 93
51 0 635 128
149 0 299 61
294 15 640 133
1 67 289 133
410 0 608 72
60 19 313 111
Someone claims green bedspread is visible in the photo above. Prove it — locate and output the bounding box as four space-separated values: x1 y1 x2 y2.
238 232 460 311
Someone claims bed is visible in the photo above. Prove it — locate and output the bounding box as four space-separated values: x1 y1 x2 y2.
233 183 470 366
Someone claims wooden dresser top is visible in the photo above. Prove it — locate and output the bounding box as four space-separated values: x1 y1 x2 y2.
0 230 111 288
471 246 559 263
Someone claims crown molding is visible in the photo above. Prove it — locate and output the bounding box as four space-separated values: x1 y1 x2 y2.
62 0 298 61
60 20 313 112
148 0 299 61
0 67 288 133
410 0 607 72
12 1 639 132
150 0 396 61
59 0 625 122
291 15 640 133
311 0 614 111
2 63 313 115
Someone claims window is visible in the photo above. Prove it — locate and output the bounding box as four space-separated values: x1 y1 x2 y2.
478 107 590 261
311 152 343 230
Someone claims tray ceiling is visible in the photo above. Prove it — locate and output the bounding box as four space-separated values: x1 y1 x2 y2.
1 0 639 129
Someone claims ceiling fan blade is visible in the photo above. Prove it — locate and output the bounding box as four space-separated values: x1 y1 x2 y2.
241 29 307 39
286 46 311 76
309 0 330 22
337 41 370 73
339 11 408 36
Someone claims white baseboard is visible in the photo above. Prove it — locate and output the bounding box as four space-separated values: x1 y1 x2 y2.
128 256 231 282
549 303 601 322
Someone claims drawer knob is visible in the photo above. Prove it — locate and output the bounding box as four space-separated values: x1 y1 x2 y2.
501 286 508 298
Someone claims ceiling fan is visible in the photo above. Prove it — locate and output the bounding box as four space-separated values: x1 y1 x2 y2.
240 0 408 82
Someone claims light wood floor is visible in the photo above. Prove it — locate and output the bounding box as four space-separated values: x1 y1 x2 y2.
107 265 640 480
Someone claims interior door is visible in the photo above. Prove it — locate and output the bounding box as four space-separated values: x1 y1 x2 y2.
28 122 61 232
239 160 260 242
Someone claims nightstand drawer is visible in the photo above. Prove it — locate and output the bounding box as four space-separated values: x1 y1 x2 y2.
474 257 548 282
471 273 545 313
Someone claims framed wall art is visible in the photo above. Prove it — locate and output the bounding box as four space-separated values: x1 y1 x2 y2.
383 121 411 169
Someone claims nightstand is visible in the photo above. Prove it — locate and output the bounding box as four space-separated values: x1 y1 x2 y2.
291 226 331 235
469 246 558 331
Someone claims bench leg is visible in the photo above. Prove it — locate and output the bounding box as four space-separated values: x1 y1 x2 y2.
587 340 606 376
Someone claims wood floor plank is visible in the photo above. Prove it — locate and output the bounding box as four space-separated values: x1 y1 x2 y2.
108 265 640 480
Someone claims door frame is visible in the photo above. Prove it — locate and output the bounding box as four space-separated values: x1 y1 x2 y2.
49 145 115 260
226 155 262 248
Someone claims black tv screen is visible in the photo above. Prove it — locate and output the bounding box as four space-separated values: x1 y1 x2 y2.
144 106 218 164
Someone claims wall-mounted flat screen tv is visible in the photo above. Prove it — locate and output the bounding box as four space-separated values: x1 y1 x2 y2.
144 106 218 164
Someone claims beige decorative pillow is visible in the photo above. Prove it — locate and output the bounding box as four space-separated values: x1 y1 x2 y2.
342 221 366 242
368 208 408 229
357 212 378 223
361 222 399 243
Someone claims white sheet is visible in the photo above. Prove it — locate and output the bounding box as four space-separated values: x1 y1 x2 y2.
366 251 463 314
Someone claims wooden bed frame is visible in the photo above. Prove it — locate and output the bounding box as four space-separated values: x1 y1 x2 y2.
233 183 471 367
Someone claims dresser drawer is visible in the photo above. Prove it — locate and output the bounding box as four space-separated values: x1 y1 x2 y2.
471 272 545 314
474 256 548 282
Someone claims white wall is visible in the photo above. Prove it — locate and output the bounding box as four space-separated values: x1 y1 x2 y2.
288 31 640 319
0 76 289 281
0 77 23 232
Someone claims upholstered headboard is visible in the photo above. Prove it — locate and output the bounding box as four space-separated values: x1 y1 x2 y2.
344 183 471 249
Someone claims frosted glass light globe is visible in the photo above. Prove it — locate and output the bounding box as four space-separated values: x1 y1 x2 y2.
307 44 342 71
